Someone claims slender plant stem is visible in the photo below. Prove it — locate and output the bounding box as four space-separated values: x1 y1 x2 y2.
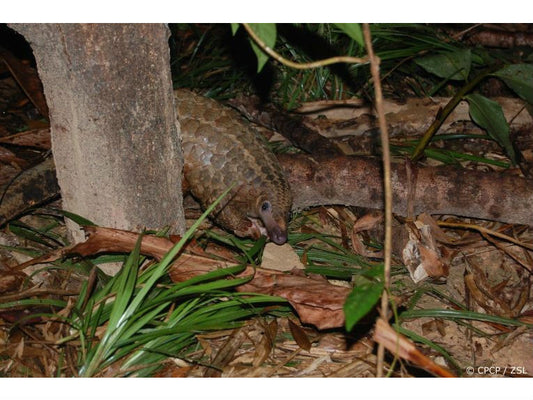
411 64 501 161
363 23 392 378
242 23 368 70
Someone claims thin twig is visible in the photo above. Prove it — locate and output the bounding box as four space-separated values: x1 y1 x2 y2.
242 23 368 70
0 287 80 303
450 23 483 41
362 23 392 378
438 221 533 251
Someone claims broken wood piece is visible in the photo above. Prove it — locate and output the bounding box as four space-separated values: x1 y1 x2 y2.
297 96 532 139
373 318 456 377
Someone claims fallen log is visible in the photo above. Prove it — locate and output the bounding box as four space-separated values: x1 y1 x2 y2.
2 153 532 227
279 154 533 226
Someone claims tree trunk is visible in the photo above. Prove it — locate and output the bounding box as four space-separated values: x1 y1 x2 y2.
10 24 185 242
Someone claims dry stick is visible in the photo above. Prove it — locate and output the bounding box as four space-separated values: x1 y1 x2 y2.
0 287 80 303
362 24 392 378
450 23 483 41
242 23 368 69
438 221 533 251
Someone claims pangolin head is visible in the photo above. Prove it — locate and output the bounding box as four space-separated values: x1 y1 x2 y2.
253 194 291 245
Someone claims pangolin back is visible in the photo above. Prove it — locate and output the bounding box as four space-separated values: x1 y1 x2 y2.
175 89 292 244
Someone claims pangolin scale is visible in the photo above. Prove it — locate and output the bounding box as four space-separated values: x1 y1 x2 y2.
175 89 292 244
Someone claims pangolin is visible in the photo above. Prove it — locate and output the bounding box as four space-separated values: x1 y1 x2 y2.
175 89 292 245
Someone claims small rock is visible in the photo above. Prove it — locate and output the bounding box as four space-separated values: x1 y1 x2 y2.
261 243 303 272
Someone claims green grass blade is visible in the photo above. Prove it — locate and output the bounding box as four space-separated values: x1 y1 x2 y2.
78 184 235 376
400 309 532 328
0 298 67 309
79 233 143 376
395 325 461 372
51 208 97 227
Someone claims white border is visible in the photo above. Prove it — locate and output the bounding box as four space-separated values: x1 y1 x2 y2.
3 0 531 23
4 377 533 399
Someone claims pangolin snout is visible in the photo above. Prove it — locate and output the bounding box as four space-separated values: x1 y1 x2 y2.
258 199 289 245
268 224 288 245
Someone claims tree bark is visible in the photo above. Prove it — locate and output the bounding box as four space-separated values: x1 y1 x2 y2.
10 24 185 242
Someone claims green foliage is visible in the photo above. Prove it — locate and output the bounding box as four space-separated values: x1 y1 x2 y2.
51 209 96 227
0 298 68 311
289 231 377 279
286 228 384 330
76 256 284 376
493 63 533 104
170 24 250 99
334 23 364 47
204 230 267 266
400 308 532 328
391 137 511 168
370 24 459 62
415 49 472 81
344 278 383 330
465 93 517 164
246 23 277 73
396 326 461 372
8 220 63 248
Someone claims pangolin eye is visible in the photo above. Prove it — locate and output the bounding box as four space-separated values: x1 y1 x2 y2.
261 201 271 212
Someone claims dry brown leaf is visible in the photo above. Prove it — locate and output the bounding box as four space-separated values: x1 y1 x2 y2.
204 327 247 377
153 363 195 377
0 146 28 168
395 218 450 283
237 269 349 330
416 213 457 244
0 270 24 294
0 128 51 150
288 318 312 351
0 46 49 118
252 320 277 367
351 212 384 257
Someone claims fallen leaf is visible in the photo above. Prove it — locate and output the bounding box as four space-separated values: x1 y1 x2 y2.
288 318 312 351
